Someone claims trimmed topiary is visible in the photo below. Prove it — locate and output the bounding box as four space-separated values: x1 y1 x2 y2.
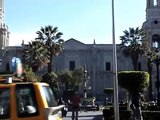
118 71 149 94
103 88 113 94
118 71 149 120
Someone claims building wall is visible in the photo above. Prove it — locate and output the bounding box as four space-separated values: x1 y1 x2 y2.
53 38 135 101
0 0 156 102
0 38 152 101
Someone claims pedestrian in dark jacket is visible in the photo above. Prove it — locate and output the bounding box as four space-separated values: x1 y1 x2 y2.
58 97 67 117
71 91 81 120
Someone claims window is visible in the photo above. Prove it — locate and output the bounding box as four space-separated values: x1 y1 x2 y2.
16 84 39 117
105 62 111 71
69 61 75 71
41 86 57 107
0 88 10 119
138 62 141 71
154 0 157 6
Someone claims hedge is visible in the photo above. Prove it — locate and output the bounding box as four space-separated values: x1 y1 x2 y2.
118 71 149 93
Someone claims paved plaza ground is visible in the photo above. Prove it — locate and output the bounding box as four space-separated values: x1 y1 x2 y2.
62 111 104 120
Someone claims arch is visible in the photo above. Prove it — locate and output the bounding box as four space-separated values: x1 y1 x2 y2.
154 0 157 6
152 34 160 47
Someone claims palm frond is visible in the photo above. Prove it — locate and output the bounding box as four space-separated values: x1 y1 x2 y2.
119 27 150 70
34 25 64 72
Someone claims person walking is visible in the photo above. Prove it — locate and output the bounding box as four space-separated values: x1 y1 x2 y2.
71 91 81 120
58 97 67 117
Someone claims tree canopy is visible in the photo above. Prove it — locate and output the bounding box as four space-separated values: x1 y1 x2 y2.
36 25 64 73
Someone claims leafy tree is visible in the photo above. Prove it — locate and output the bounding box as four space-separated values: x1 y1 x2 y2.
58 70 72 90
71 67 84 87
58 68 84 91
57 67 84 99
42 72 60 99
119 27 148 70
22 65 41 82
36 25 64 73
144 50 155 101
21 41 49 72
140 29 154 100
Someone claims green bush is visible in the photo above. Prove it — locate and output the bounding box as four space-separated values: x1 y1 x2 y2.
103 108 114 120
118 71 149 93
142 111 160 120
103 108 132 120
119 110 132 120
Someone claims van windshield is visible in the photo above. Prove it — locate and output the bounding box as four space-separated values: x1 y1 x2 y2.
0 88 10 119
42 86 57 107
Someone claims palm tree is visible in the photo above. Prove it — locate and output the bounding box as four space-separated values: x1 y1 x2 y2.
119 27 148 70
21 40 49 72
36 25 64 73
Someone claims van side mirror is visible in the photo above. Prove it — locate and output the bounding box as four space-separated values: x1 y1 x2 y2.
26 105 36 114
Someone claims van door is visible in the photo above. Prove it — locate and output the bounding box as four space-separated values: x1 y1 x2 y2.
0 87 10 120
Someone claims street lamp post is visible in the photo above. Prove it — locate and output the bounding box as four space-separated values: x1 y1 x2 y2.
111 0 119 120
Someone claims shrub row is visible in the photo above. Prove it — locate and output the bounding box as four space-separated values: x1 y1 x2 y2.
103 108 132 120
103 108 160 120
142 111 160 120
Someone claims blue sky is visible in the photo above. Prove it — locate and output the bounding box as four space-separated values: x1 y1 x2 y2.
4 0 146 46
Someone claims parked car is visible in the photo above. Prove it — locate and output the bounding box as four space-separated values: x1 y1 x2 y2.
0 77 64 120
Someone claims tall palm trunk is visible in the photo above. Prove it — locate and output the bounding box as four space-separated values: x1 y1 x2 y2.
132 56 139 71
132 61 138 71
48 51 53 73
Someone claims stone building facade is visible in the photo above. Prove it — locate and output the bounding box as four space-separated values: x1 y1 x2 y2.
53 38 135 100
1 0 160 101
